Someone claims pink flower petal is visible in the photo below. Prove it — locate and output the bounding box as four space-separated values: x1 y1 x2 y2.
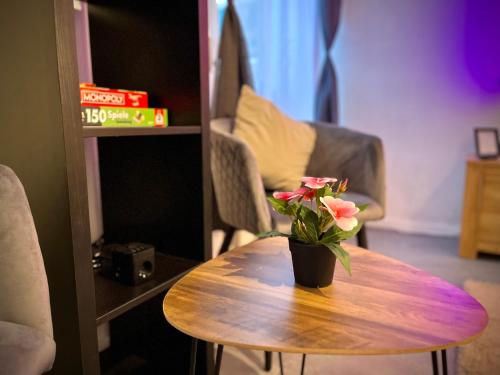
336 201 359 217
273 191 299 201
335 216 358 231
320 196 337 217
295 187 315 201
320 196 359 231
274 187 316 202
300 176 337 189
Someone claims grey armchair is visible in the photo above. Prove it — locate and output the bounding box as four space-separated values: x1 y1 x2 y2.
0 165 56 375
211 118 385 252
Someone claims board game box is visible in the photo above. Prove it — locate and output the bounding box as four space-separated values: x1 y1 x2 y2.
80 84 148 108
81 106 167 127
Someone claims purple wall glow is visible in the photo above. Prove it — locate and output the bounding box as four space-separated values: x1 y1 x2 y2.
465 0 500 93
333 0 500 235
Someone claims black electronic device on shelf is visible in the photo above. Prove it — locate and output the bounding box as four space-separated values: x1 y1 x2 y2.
98 242 155 286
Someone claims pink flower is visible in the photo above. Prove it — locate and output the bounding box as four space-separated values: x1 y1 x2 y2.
320 196 359 231
273 187 315 202
273 191 301 201
300 176 337 189
295 187 316 201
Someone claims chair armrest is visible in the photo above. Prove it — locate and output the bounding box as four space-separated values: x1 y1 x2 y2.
0 321 56 375
306 122 385 210
211 125 272 234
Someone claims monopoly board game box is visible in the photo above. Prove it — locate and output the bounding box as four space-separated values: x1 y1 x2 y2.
80 84 148 108
81 106 168 127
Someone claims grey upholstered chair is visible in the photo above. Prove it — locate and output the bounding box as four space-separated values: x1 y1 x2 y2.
211 118 385 252
0 165 56 375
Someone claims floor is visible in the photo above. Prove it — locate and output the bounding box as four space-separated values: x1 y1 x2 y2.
218 227 500 375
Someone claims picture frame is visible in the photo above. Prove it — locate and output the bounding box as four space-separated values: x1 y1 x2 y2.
474 128 499 159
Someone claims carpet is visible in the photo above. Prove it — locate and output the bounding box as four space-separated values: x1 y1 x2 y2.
457 279 500 375
221 346 434 375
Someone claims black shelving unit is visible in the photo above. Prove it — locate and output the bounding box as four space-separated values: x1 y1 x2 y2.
82 126 202 138
80 0 212 373
95 254 199 325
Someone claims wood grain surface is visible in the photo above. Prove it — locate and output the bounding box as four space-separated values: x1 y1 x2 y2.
164 237 488 355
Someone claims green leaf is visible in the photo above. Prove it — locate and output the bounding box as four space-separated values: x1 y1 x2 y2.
291 219 299 240
293 205 320 243
293 219 312 243
323 185 334 197
288 202 300 217
267 197 289 215
257 231 290 239
296 204 303 218
336 221 364 241
323 242 351 276
318 213 329 232
357 203 369 212
297 203 313 221
320 226 339 243
303 209 319 243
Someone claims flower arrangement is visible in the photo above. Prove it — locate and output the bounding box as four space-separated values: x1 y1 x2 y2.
261 177 366 275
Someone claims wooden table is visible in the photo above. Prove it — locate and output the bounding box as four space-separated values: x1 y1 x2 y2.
163 237 488 374
460 156 500 258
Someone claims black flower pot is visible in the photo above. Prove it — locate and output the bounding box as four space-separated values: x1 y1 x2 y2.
288 239 336 288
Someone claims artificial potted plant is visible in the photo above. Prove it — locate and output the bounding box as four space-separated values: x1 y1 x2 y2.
261 177 366 287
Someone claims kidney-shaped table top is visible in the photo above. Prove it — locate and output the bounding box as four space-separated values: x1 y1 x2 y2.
163 237 488 355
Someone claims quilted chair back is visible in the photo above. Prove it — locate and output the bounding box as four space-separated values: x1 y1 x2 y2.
211 119 272 234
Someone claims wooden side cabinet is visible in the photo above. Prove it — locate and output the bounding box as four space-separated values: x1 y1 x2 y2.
459 156 500 258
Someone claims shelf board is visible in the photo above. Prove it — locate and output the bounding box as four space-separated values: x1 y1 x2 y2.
95 253 199 325
83 125 201 138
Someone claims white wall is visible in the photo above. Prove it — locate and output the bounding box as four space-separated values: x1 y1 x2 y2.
333 0 500 236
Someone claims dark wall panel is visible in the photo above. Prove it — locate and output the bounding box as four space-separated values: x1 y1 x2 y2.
0 1 89 373
98 135 204 260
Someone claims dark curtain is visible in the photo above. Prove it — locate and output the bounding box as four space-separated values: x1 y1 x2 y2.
212 0 254 119
315 0 341 123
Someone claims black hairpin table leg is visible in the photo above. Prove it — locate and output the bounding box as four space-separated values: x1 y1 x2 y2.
279 352 285 375
441 350 448 375
431 350 448 375
431 351 438 375
300 354 306 375
264 351 273 371
189 338 198 375
215 344 224 375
